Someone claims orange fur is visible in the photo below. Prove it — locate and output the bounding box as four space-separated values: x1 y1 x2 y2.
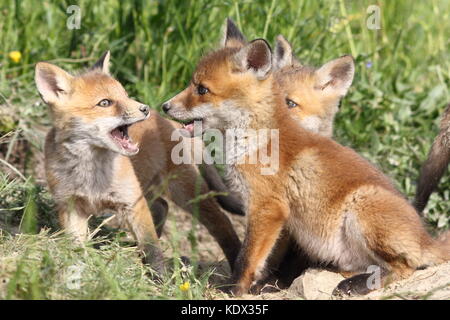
36 55 241 273
164 40 450 296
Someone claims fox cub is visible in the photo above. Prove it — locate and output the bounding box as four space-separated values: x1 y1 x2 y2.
163 22 450 295
201 20 356 290
273 34 353 138
35 52 241 273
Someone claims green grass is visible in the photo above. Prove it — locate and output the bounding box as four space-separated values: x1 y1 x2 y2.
0 0 449 299
0 230 220 299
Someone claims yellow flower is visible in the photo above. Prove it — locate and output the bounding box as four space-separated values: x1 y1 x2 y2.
179 281 190 291
8 51 21 63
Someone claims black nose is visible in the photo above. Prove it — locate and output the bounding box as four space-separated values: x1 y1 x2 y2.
139 104 150 115
162 102 171 113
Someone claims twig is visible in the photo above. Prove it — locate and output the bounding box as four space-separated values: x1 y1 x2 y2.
0 158 27 181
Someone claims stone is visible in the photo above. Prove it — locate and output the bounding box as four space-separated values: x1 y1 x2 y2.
289 268 345 300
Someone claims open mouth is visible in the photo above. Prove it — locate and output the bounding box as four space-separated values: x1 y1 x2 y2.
180 118 203 135
110 124 138 153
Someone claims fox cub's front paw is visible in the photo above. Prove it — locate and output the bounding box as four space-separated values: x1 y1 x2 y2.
142 246 167 277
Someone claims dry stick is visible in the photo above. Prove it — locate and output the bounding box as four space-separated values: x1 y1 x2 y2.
0 158 27 181
88 214 117 241
0 91 12 108
5 128 21 163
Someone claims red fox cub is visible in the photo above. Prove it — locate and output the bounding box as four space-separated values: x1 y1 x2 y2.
162 25 450 295
263 35 357 288
414 103 450 214
273 35 354 138
202 23 353 213
35 52 241 273
201 21 356 290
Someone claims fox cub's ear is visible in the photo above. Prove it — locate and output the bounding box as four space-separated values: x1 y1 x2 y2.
233 39 272 80
314 55 354 97
221 18 246 48
273 35 302 70
90 51 111 74
35 62 73 105
273 35 293 69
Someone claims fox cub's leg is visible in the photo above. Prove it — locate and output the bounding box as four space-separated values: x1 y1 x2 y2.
126 196 166 274
168 165 242 270
231 199 289 296
249 230 293 293
252 230 313 293
199 163 245 216
334 190 445 296
149 197 169 238
58 200 90 243
270 234 312 289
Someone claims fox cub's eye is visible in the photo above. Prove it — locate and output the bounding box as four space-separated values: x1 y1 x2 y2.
197 85 209 95
97 99 112 107
286 99 298 109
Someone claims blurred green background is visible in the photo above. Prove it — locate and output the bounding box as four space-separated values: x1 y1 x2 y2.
0 0 449 299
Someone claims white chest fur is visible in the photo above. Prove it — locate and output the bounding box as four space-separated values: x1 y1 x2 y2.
46 135 135 210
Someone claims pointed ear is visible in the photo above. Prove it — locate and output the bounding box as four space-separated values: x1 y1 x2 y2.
35 62 74 104
233 39 272 80
90 51 111 74
314 55 354 97
273 35 294 69
221 18 246 48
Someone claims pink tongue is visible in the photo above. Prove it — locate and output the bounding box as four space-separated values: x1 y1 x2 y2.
111 129 138 152
111 128 123 139
184 123 194 133
119 139 138 152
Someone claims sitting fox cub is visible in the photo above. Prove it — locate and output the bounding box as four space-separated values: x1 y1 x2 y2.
163 25 450 295
35 52 242 273
202 20 357 290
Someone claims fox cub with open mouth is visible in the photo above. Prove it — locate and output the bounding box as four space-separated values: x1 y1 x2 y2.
35 52 242 274
163 21 450 296
201 20 357 290
35 52 165 273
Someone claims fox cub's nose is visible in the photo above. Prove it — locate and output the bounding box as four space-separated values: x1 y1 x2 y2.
139 104 150 116
162 102 171 113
